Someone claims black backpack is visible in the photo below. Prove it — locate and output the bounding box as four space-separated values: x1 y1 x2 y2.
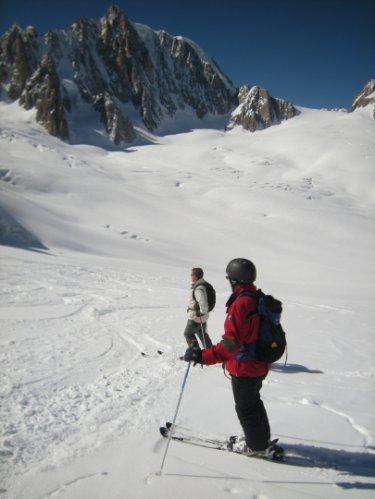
235 289 286 363
193 281 216 312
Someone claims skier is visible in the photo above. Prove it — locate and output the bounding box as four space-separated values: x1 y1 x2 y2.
183 258 280 458
183 267 213 348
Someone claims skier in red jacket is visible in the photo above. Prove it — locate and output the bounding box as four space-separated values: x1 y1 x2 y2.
184 258 279 458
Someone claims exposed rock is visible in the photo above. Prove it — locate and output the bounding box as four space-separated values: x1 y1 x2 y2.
94 93 136 144
348 80 375 116
0 5 297 145
227 85 297 132
1 24 38 99
20 53 69 140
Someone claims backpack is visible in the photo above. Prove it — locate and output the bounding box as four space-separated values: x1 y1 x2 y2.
193 281 216 312
235 289 286 363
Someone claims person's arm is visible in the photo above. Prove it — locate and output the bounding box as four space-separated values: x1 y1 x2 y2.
202 296 258 365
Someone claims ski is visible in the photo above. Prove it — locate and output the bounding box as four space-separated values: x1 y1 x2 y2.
159 422 284 461
160 423 229 449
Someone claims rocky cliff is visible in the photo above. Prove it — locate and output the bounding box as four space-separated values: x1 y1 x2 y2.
348 80 375 117
227 85 297 132
0 5 298 145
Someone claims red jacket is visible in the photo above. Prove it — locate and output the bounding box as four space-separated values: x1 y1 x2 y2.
202 283 271 377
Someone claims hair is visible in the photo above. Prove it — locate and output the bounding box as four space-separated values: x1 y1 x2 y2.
191 267 204 279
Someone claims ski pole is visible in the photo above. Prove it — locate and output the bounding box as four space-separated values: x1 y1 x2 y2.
158 360 191 475
199 315 206 349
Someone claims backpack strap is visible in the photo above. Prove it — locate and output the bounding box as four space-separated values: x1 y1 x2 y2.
192 282 205 299
238 289 263 300
237 289 263 319
225 288 262 308
192 282 206 311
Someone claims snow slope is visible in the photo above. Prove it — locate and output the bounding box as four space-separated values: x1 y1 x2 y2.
0 101 374 498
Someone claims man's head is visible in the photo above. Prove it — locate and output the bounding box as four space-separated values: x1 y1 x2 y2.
226 258 256 288
191 267 204 282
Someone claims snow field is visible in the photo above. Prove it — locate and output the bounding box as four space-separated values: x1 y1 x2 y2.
0 100 374 497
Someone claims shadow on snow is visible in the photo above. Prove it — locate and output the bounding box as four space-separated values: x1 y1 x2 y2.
272 363 324 374
0 206 50 254
284 442 375 484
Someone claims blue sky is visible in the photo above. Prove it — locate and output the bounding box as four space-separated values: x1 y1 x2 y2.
0 0 374 109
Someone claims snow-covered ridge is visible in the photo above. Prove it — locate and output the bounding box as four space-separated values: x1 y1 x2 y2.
2 5 372 148
0 5 299 147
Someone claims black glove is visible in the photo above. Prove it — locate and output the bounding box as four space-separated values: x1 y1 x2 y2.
183 345 203 365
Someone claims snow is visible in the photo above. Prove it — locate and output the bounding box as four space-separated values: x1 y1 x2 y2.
0 99 374 498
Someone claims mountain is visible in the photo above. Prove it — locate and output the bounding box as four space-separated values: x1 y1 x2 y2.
227 84 296 132
348 79 375 115
0 5 297 146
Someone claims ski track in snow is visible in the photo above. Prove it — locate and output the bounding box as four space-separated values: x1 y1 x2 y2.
318 405 373 449
1 103 375 498
2 255 374 496
36 472 109 499
0 259 184 482
298 398 373 448
1 255 375 497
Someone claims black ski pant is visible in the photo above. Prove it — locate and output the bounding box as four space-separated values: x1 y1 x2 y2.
231 375 271 451
184 319 212 349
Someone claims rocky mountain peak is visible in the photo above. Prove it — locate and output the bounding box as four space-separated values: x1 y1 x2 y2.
100 4 134 46
227 85 297 132
0 5 297 146
348 80 375 116
105 4 128 24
